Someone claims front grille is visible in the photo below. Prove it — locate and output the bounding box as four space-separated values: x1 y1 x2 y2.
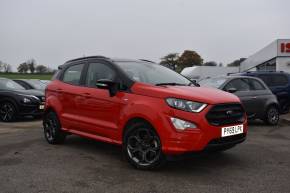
209 133 246 145
206 103 245 126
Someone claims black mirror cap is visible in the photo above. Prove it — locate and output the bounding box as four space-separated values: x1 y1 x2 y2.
96 79 119 97
189 79 200 87
226 87 237 93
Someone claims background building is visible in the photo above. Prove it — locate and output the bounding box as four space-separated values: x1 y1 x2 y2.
240 39 290 73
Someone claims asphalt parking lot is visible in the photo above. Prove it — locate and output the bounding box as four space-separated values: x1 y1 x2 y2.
0 118 290 193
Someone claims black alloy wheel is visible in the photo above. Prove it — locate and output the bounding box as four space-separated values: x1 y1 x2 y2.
43 111 66 144
0 102 16 122
123 121 165 170
264 106 279 126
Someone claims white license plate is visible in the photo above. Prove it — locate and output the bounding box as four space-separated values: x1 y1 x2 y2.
222 124 243 137
39 105 45 110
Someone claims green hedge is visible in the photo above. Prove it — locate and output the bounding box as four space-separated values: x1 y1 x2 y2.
0 73 53 80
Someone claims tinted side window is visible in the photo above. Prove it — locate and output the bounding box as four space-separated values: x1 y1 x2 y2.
62 64 84 85
257 75 271 86
224 79 250 91
248 79 266 90
86 63 116 87
258 74 288 87
272 75 288 86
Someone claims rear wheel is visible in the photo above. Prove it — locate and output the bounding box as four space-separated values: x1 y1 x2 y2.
43 111 66 144
264 106 279 126
123 121 166 170
0 102 16 122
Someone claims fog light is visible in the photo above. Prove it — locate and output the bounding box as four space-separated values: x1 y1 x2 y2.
170 117 197 131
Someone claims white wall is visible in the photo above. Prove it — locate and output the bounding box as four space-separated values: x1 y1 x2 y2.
277 57 290 73
240 40 278 72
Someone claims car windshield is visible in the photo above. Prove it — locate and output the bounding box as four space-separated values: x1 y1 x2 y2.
115 61 191 86
199 77 227 88
0 79 25 90
25 80 46 89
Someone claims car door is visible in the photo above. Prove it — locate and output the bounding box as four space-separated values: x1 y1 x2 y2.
75 60 125 139
246 78 270 117
223 78 256 117
58 62 86 131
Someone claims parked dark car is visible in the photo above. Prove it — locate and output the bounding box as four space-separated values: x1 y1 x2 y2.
199 76 280 125
231 71 290 114
13 79 47 91
0 78 45 122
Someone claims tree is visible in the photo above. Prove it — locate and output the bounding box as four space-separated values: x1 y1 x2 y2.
27 59 36 73
203 61 218 66
178 50 203 70
35 65 48 73
227 58 247 67
17 63 29 73
160 53 179 70
0 61 12 72
3 63 12 72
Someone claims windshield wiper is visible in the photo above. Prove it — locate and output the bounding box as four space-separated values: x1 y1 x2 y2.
155 83 187 86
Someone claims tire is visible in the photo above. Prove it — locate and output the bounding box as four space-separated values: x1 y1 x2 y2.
263 106 280 126
123 121 166 170
0 102 16 122
43 111 66 144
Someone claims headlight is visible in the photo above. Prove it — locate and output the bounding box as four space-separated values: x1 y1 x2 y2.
23 97 32 103
170 117 197 131
166 98 207 113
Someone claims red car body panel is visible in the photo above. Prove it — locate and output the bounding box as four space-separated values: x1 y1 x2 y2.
46 80 247 155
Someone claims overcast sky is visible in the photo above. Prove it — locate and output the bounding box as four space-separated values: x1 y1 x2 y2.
0 0 289 70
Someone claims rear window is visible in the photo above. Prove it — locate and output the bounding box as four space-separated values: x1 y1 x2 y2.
52 70 61 80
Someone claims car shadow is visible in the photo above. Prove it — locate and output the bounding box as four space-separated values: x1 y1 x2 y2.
248 119 288 128
62 135 247 173
12 116 42 122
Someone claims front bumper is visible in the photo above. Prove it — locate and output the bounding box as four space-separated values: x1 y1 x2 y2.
17 103 45 117
160 104 248 155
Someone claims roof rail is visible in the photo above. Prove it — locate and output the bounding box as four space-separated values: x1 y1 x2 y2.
139 59 155 63
66 55 109 63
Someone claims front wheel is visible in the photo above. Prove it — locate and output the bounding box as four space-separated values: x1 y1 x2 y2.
123 121 166 170
0 102 16 122
264 106 279 126
43 111 66 144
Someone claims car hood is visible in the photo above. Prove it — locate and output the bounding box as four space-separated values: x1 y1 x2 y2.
12 89 44 96
131 82 240 105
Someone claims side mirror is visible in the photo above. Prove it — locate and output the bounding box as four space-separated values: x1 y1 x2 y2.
226 87 237 93
96 79 119 97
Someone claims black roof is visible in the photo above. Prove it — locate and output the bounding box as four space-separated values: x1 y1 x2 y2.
65 55 109 63
59 56 156 69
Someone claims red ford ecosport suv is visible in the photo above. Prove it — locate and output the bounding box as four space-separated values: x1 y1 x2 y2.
44 56 247 169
